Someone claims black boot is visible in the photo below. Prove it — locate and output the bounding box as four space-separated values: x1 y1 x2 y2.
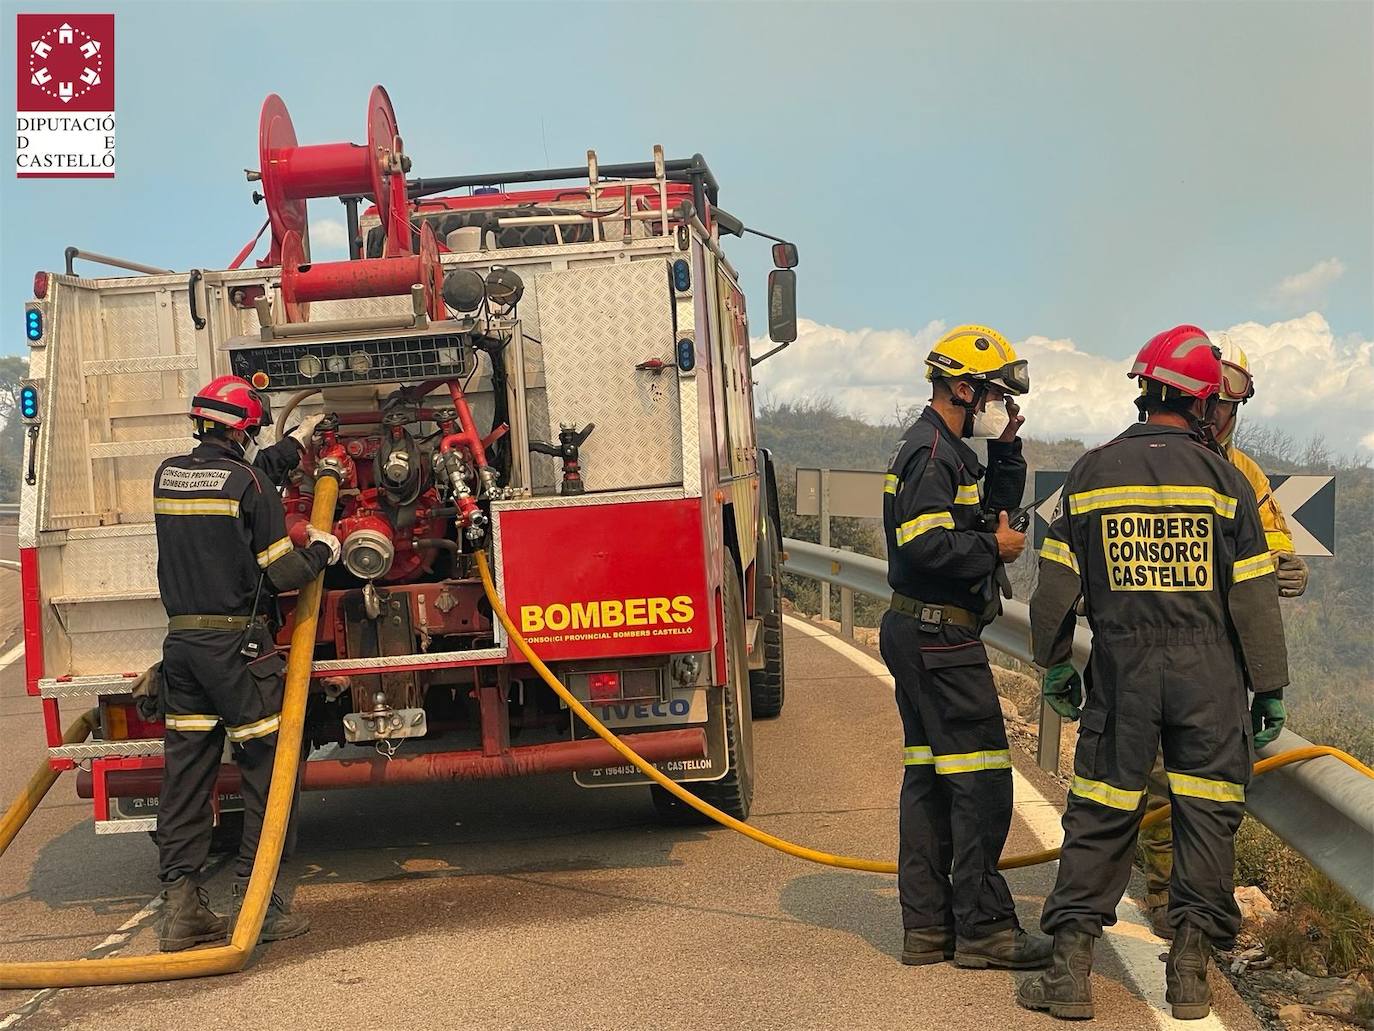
1165 922 1213 1020
229 879 311 943
954 925 1054 969
158 876 228 953
901 926 954 966
1016 929 1095 1021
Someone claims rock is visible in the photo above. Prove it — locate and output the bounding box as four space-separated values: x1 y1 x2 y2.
1000 695 1021 722
1276 1004 1306 1025
1235 885 1277 925
991 665 1040 718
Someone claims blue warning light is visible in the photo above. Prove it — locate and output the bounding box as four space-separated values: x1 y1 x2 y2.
19 385 39 421
672 259 691 293
676 337 696 372
25 310 42 341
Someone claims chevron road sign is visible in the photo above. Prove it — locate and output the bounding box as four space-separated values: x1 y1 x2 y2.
1031 471 1336 556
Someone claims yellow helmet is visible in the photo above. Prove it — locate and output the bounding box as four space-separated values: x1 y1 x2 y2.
925 324 1029 395
1216 332 1254 403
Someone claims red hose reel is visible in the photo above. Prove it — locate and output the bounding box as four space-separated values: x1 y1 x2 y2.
258 84 442 324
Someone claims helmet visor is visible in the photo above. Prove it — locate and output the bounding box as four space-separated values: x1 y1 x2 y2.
1220 360 1253 402
250 389 273 430
993 359 1030 395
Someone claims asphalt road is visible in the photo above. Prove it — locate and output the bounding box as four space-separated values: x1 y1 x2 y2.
0 617 1260 1031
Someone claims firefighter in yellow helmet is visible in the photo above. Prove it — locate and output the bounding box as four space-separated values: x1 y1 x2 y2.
1136 332 1305 941
880 325 1052 970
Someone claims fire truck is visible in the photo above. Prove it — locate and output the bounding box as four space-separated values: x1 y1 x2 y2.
16 85 797 838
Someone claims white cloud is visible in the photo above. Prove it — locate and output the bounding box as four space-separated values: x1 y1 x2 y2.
309 218 351 260
755 313 1374 452
1269 258 1345 310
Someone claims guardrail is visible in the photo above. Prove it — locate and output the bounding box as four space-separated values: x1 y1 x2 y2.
781 536 1374 910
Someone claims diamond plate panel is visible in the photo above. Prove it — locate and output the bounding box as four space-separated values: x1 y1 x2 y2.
52 740 163 759
534 261 682 492
96 818 158 834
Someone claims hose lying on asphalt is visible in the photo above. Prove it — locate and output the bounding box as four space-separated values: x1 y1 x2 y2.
0 472 339 990
1 540 1370 985
475 551 1374 875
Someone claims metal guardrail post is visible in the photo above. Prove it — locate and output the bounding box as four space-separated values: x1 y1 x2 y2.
839 546 854 639
779 536 1374 909
818 470 831 623
1036 702 1063 774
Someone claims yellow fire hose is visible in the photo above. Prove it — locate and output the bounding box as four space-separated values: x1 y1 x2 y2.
473 551 1374 875
0 530 1370 987
0 472 339 990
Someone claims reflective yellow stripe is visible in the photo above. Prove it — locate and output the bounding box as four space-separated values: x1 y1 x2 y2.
256 536 294 569
884 473 900 496
226 713 281 742
1040 537 1080 574
1070 775 1145 811
903 745 934 766
154 497 240 518
165 713 221 732
1264 529 1293 555
933 749 1011 775
896 511 955 545
1068 485 1237 519
1232 552 1275 584
954 483 981 506
1166 770 1245 804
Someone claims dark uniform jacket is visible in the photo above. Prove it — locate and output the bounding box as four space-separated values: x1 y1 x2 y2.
883 406 1027 616
153 437 329 618
1030 422 1288 696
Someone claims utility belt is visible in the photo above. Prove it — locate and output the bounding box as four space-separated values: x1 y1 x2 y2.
889 593 981 632
167 614 255 632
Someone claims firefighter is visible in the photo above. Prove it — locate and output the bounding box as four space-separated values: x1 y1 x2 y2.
153 375 338 952
1017 326 1287 1021
1137 332 1305 938
879 325 1053 971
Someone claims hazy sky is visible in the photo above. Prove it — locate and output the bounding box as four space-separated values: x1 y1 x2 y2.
3 1 1370 446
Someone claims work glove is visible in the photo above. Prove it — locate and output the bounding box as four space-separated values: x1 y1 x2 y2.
1041 662 1082 721
288 412 326 449
1275 552 1309 598
306 526 342 566
1251 694 1287 749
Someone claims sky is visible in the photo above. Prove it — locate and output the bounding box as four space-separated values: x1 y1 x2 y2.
2 1 1371 449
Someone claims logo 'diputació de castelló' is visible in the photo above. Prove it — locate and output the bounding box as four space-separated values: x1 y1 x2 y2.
16 14 116 178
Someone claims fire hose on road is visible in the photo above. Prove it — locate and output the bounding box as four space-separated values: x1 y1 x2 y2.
1 535 1370 988
0 471 340 990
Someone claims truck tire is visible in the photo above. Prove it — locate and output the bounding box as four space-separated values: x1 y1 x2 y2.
748 516 786 719
650 567 755 824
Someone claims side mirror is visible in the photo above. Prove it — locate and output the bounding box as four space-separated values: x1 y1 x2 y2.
767 269 797 344
771 242 799 269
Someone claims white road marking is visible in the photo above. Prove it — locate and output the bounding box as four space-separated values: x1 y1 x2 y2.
780 613 1228 1030
0 896 163 1029
0 641 25 671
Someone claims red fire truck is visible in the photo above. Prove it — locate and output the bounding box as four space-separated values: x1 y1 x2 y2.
16 85 797 838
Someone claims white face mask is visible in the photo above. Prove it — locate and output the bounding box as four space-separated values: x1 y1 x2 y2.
970 400 1010 439
240 433 260 463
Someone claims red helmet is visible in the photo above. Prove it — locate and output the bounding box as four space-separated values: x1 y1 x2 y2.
189 375 271 432
1128 325 1222 400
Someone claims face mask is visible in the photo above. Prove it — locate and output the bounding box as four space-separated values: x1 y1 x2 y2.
970 400 1010 439
1213 404 1238 448
240 433 260 463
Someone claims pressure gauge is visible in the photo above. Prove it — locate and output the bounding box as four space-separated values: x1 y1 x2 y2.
348 351 372 375
326 355 348 374
297 354 322 379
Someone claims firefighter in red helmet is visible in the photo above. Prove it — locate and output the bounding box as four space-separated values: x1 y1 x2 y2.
1017 327 1287 1021
152 375 338 951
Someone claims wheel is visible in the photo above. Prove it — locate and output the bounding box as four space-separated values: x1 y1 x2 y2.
749 515 786 719
650 565 755 823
